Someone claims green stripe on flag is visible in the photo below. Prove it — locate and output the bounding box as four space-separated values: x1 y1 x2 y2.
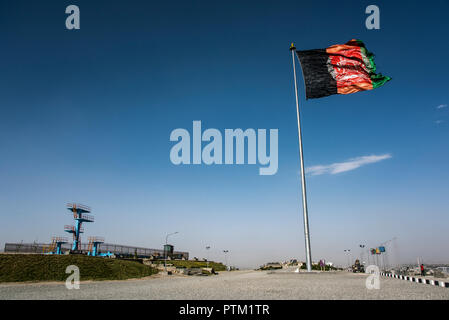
371 74 392 89
357 40 391 89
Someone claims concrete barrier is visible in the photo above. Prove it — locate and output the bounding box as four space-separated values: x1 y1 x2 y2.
380 272 449 288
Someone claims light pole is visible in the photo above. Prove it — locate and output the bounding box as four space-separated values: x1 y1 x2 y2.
379 237 397 271
344 249 351 269
223 250 229 271
359 244 366 265
164 231 178 272
206 246 210 268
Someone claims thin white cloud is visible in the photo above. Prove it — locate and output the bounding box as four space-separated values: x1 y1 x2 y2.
435 120 444 124
436 104 447 109
306 154 392 176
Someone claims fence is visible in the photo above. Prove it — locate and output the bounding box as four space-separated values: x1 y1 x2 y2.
4 242 189 259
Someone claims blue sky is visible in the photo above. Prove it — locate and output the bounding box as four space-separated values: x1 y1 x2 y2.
0 0 448 268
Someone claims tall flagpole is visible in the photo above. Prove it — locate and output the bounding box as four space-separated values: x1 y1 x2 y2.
290 43 312 272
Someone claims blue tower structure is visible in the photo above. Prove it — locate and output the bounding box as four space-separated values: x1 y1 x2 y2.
54 237 68 254
46 237 68 254
88 237 104 256
64 203 94 251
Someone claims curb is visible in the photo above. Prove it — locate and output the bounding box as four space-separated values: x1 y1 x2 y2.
380 272 449 288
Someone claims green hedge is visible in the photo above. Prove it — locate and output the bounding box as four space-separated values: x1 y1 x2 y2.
0 254 158 282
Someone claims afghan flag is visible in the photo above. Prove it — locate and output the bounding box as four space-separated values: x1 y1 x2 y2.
296 39 391 99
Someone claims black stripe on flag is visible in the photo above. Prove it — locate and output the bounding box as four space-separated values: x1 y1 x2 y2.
296 49 337 99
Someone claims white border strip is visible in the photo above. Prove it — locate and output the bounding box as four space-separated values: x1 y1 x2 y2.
380 272 449 288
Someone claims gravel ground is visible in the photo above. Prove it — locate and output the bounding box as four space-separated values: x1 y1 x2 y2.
1 270 448 300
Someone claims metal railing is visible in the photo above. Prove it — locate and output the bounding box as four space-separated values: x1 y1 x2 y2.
4 242 189 259
51 237 68 243
78 213 94 222
88 236 105 243
66 203 91 212
63 225 85 233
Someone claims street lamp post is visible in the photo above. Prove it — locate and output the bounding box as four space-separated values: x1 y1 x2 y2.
164 231 178 272
359 244 366 265
223 250 229 271
344 249 351 269
378 237 397 271
206 246 210 269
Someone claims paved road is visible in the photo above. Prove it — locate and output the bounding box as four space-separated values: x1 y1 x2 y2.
1 270 448 300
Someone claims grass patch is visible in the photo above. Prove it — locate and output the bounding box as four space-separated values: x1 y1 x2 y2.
0 254 158 283
152 260 226 271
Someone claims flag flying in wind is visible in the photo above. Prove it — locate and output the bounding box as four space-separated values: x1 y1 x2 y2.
296 39 391 99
